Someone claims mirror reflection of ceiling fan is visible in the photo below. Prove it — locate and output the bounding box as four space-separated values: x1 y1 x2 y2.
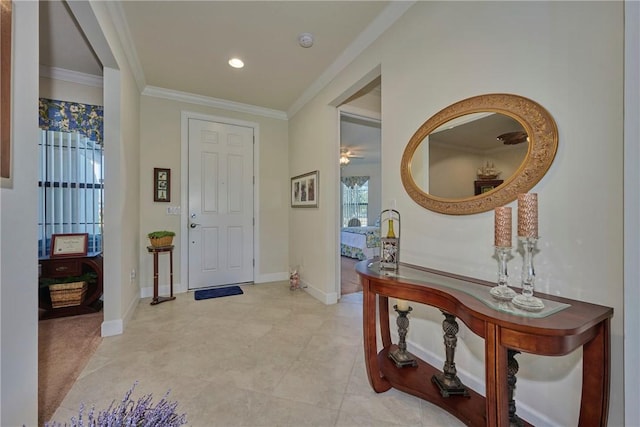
497 131 528 145
340 148 364 165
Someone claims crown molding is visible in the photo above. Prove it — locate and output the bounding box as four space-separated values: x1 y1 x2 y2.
39 65 103 88
287 1 415 118
104 1 146 92
142 86 288 121
339 104 381 123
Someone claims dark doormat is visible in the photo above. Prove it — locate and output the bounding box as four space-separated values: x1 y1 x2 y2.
194 286 243 301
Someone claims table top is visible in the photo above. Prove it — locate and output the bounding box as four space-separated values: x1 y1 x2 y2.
356 260 613 337
147 245 174 253
39 251 103 261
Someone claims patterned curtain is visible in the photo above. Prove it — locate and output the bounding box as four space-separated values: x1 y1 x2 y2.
38 98 104 144
341 176 369 189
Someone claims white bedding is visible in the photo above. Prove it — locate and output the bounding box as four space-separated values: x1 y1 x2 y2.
340 226 380 260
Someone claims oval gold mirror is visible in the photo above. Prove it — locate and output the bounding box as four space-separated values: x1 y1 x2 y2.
401 93 558 215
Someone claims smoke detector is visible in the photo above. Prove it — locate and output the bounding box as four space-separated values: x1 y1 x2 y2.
298 32 314 48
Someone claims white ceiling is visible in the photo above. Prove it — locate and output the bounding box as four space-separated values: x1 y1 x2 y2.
39 0 400 116
340 113 381 165
430 113 526 152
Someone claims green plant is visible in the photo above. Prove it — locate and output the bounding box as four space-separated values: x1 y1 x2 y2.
39 272 98 289
147 230 176 239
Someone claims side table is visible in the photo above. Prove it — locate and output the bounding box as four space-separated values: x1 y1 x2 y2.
147 245 176 305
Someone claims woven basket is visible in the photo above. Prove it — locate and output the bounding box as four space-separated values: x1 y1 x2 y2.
149 236 174 248
49 281 87 308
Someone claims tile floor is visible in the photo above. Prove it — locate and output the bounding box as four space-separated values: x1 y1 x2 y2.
51 282 464 426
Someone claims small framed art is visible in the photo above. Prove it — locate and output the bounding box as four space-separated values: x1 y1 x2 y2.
50 233 89 258
154 168 171 202
291 170 319 208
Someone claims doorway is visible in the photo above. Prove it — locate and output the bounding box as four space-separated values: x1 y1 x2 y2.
183 114 256 290
337 81 381 296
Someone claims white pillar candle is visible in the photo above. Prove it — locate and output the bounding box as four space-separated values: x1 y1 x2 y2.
396 299 409 311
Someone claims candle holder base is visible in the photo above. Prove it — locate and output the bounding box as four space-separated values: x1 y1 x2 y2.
431 373 470 398
388 347 418 368
512 294 544 312
490 285 517 301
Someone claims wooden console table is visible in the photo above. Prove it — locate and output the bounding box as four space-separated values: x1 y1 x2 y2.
39 252 103 319
356 261 612 427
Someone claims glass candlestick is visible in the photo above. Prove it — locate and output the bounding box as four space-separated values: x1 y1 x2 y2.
490 246 517 301
512 237 544 311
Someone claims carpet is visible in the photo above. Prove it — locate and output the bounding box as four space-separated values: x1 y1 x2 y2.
39 311 103 426
194 286 243 300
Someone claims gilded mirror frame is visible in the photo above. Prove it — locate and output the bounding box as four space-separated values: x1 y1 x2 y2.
400 93 558 215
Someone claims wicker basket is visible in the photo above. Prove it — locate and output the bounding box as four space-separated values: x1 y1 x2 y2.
149 236 174 248
49 281 87 308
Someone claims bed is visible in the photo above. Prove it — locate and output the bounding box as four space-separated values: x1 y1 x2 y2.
340 226 380 260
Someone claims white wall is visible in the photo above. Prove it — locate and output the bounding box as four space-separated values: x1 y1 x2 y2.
76 1 141 337
289 2 624 426
39 76 103 106
0 2 39 425
624 2 640 424
138 95 290 294
428 143 527 199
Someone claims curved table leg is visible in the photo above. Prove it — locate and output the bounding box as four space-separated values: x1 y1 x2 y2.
379 295 391 348
579 318 610 427
362 278 391 393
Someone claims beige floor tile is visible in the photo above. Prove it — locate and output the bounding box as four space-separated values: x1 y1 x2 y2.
337 389 423 426
51 282 464 427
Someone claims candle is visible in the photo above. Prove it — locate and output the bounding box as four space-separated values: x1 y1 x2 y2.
396 299 409 311
517 193 538 238
494 207 512 247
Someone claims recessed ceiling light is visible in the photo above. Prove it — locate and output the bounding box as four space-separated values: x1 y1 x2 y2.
228 58 244 69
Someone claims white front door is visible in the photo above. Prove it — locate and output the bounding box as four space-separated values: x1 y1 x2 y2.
188 118 254 289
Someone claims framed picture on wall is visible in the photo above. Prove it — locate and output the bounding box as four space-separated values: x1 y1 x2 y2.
291 170 319 208
154 168 171 202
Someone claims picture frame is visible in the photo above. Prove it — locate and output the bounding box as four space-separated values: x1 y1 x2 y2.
154 168 171 202
1 0 12 181
474 179 503 196
50 233 89 258
291 170 319 208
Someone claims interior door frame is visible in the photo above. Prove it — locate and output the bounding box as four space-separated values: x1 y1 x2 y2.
335 104 381 299
180 111 259 292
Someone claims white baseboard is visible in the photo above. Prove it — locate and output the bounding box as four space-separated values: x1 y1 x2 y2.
302 279 338 305
101 319 122 337
140 283 185 298
101 291 143 337
255 271 289 283
141 275 288 297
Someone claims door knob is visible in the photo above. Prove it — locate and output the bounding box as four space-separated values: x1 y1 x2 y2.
190 223 200 229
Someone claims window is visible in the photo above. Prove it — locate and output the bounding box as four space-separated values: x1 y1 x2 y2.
341 176 369 227
38 130 104 257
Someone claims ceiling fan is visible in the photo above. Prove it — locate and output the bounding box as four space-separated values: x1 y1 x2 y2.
497 131 528 145
340 148 364 165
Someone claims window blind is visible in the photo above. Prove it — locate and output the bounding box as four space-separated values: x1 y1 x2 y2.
38 130 104 257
